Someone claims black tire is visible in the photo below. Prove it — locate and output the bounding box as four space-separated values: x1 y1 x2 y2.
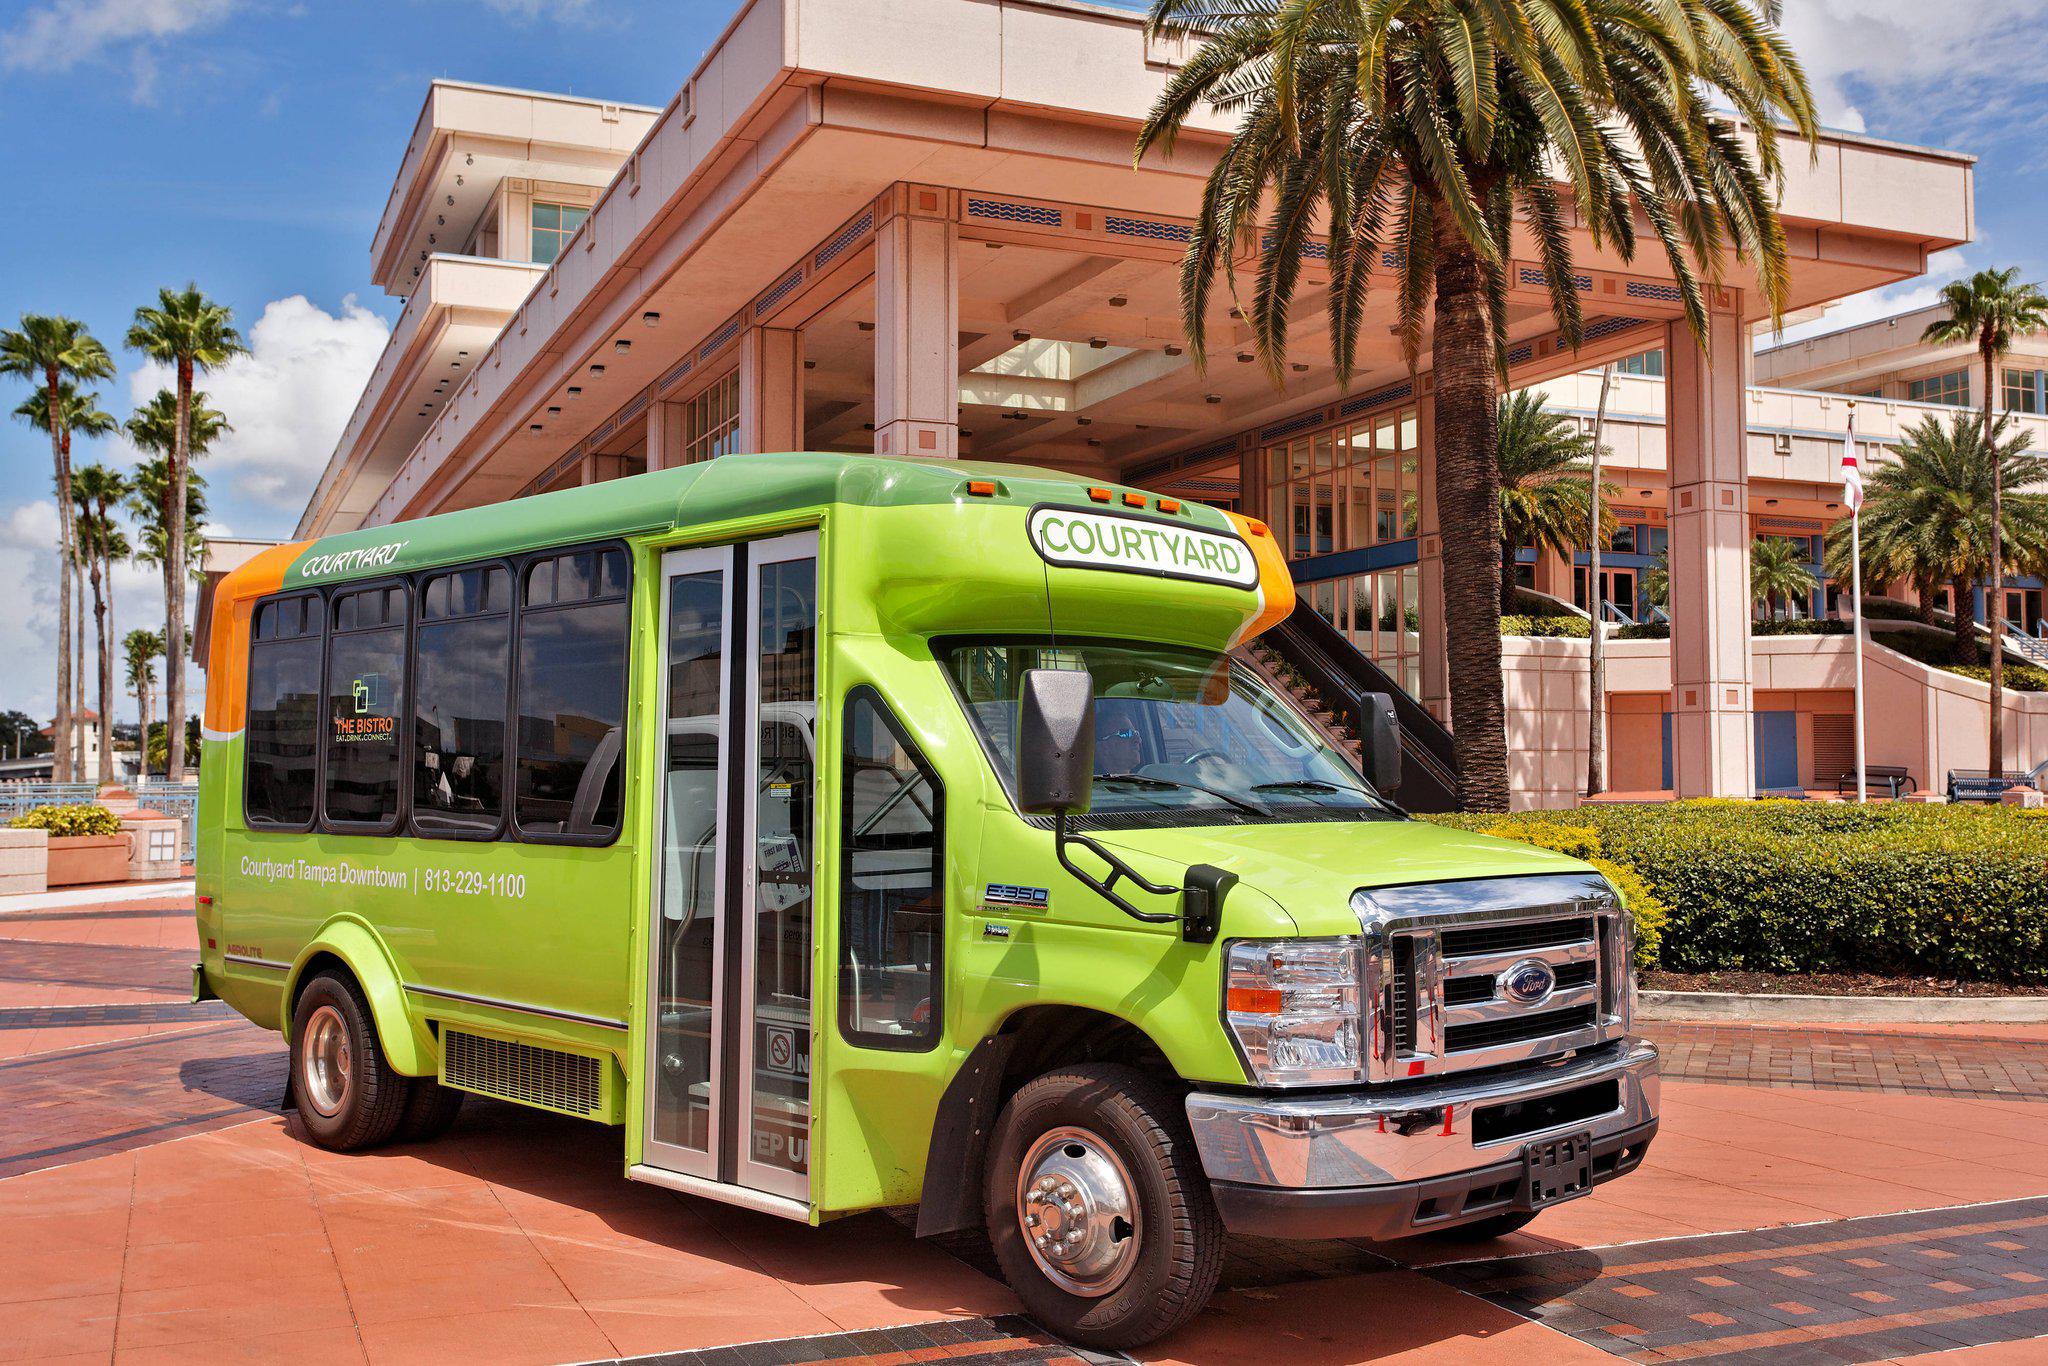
289 971 408 1151
985 1063 1223 1351
1429 1209 1540 1241
393 1077 465 1144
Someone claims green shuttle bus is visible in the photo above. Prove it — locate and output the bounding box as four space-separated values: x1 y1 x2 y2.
196 453 1658 1347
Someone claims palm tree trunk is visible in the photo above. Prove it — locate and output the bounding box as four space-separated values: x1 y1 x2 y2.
1587 362 1614 797
88 557 111 786
45 369 73 786
1952 573 1979 665
1983 344 2005 780
1914 577 1938 628
167 359 192 785
72 556 86 780
1430 205 1509 812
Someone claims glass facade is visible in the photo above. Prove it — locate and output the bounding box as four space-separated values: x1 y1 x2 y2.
2004 368 2046 415
530 201 591 265
1263 407 1420 560
1908 369 1968 406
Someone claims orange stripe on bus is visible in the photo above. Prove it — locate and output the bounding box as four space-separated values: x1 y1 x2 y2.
204 540 311 736
1223 511 1294 645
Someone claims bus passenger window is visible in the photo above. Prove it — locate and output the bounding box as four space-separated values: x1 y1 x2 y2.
515 548 629 840
838 689 942 1050
414 565 509 837
325 585 408 830
245 595 322 828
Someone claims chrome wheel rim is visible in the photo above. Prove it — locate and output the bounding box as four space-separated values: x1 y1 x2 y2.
1016 1126 1141 1298
301 1004 352 1118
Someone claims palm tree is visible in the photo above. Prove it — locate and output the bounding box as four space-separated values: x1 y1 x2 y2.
1825 411 2048 667
1495 390 1612 613
1644 546 1669 611
14 382 118 781
127 392 223 663
1136 0 1816 810
1750 535 1818 620
73 464 133 785
1920 268 2048 779
0 318 115 783
123 630 163 781
127 286 244 784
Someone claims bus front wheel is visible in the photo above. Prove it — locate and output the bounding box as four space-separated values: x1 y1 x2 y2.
290 971 410 1151
985 1063 1223 1350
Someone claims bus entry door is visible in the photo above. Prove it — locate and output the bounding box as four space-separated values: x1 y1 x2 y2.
641 532 818 1209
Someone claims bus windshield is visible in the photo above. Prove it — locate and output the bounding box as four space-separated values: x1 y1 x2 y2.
936 637 1396 825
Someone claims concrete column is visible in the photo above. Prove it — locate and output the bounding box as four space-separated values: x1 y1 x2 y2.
873 190 959 459
1415 393 1449 722
739 326 804 455
1665 301 1755 797
644 398 686 471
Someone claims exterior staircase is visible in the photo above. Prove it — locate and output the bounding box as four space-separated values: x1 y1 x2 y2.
1234 601 1462 812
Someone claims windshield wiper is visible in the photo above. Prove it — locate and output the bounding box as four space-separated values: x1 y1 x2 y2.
1097 772 1272 817
1251 779 1403 816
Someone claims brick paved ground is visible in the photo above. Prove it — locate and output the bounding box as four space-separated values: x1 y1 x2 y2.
3 894 2046 1364
1645 1023 2048 1101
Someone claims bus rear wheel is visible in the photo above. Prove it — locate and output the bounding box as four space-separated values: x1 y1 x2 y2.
290 971 408 1151
985 1063 1222 1351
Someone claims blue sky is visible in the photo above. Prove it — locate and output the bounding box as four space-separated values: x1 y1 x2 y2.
1 0 2046 720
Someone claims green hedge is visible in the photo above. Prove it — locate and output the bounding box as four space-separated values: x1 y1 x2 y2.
1423 803 2048 982
1501 614 1591 638
9 804 122 837
1875 628 2048 692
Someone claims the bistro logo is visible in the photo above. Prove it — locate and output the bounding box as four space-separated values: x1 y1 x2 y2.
1027 507 1257 588
333 674 394 743
297 540 408 579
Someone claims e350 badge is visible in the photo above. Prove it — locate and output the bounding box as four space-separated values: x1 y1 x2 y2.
982 882 1050 914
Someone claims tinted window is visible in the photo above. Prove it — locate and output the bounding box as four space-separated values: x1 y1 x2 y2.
839 690 942 1050
515 548 629 839
325 585 408 829
414 565 510 837
245 594 321 828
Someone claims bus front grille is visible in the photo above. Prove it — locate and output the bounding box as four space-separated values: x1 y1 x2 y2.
443 1028 606 1119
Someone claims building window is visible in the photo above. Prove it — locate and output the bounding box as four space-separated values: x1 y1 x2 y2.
838 688 943 1051
1263 406 1419 562
324 585 408 831
1908 370 1968 406
682 370 740 463
531 201 590 265
515 547 630 841
1615 349 1664 377
2004 368 2046 414
245 594 322 829
413 565 511 839
1304 565 1421 696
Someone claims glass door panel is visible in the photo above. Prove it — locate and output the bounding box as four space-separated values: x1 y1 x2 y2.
740 535 819 1199
647 549 731 1178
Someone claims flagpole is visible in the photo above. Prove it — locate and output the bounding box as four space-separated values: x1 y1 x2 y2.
1847 401 1867 804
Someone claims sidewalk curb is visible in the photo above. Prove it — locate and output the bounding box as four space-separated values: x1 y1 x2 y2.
1641 989 2048 1024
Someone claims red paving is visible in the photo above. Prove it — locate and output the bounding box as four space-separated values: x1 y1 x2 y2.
2 893 2046 1364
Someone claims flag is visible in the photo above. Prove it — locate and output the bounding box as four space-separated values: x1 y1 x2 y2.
1841 438 1864 513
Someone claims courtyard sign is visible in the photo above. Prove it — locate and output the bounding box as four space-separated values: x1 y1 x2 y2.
1027 507 1257 589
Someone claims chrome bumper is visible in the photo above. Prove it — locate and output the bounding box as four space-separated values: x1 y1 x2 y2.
1186 1038 1658 1237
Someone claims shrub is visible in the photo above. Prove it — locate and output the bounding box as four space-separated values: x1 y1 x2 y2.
1752 618 1849 637
1501 614 1591 638
1614 622 1670 640
1873 629 2048 691
1427 803 2048 982
9 803 122 838
1478 820 1668 967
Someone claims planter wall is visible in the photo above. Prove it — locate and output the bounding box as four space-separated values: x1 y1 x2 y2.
0 828 47 895
46 833 131 889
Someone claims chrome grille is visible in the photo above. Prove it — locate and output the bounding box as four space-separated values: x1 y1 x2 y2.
1355 873 1632 1082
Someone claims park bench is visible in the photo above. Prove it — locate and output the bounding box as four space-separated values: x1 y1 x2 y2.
1948 758 2048 803
1835 766 1915 800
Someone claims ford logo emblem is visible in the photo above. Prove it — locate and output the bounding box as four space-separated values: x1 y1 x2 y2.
1501 958 1558 1007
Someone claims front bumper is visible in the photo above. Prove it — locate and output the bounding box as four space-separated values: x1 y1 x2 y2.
1186 1037 1659 1241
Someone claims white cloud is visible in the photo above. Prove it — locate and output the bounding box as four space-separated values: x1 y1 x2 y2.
0 499 186 723
1776 1 2048 141
0 0 241 74
122 294 390 512
1766 249 1973 347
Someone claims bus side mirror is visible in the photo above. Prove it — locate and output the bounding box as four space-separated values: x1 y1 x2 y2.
1363 691 1402 796
1015 668 1095 816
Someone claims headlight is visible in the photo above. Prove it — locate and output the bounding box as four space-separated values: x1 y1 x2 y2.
1223 937 1364 1086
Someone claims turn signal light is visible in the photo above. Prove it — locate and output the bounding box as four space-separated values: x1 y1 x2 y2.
1087 486 1113 503
1226 986 1285 1015
1246 519 1271 537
